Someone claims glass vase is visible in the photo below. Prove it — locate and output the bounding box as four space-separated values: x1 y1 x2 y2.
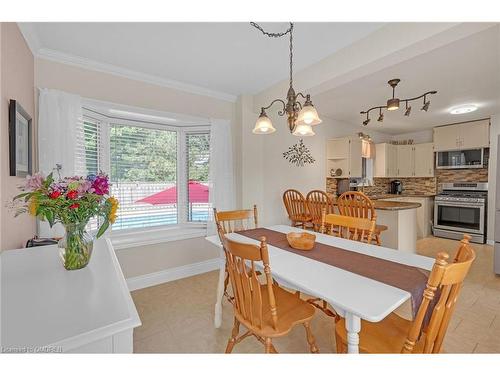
58 222 94 270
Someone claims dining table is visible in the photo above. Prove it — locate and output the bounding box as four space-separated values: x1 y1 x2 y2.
205 224 435 353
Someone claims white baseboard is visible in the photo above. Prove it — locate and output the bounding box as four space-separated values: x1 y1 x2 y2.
126 258 222 291
487 239 494 246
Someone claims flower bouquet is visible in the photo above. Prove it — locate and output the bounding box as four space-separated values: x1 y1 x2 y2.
13 172 118 270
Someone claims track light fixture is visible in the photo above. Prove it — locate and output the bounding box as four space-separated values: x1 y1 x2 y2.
377 108 384 122
421 95 431 112
360 79 437 125
404 101 412 116
362 113 370 126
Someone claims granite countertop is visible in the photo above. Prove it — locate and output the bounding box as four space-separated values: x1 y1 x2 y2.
368 193 436 200
371 200 421 211
330 196 421 211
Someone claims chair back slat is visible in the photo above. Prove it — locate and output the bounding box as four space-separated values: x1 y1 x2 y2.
306 190 332 224
401 235 476 353
283 189 308 221
337 191 376 220
214 205 258 235
320 210 375 244
219 230 278 331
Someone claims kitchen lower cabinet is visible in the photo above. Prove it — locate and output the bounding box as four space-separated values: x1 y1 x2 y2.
379 197 434 239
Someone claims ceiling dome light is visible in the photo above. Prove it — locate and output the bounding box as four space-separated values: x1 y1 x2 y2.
450 104 478 115
296 100 322 126
253 110 276 134
292 123 315 137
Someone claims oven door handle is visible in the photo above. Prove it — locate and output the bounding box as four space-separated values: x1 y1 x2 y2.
434 201 484 208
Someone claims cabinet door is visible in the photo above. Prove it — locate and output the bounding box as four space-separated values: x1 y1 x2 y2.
459 120 490 149
414 143 434 177
327 138 350 159
397 145 414 177
349 138 363 177
374 143 388 177
433 126 460 151
387 144 398 177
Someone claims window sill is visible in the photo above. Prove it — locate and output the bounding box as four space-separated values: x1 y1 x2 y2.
110 225 207 250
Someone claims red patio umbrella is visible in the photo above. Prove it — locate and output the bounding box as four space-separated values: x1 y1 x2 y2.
135 180 209 205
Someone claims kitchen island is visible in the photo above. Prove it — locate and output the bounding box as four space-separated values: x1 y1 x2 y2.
331 196 421 253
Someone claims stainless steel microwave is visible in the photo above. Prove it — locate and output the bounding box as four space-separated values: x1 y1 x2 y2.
436 148 485 169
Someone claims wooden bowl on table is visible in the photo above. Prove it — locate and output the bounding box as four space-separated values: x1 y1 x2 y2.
286 232 316 251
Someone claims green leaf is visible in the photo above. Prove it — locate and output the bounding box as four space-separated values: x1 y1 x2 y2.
44 173 54 188
96 220 109 239
14 192 31 200
45 210 55 227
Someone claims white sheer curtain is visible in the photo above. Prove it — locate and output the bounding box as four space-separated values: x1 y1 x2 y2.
38 88 83 238
207 119 236 235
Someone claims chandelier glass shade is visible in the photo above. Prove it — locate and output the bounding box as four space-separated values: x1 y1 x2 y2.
252 110 276 134
251 22 322 136
361 78 437 125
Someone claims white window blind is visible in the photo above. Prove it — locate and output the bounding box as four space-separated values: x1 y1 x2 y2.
109 123 178 230
186 132 210 222
75 116 104 176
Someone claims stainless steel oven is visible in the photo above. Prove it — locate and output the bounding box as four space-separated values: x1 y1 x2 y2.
433 182 488 243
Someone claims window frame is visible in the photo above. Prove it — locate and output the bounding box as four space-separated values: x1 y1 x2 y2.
81 108 210 248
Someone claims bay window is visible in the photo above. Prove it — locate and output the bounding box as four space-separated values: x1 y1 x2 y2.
76 108 210 235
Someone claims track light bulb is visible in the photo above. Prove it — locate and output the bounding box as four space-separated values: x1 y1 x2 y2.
377 111 384 122
404 104 412 116
363 118 370 126
421 100 430 112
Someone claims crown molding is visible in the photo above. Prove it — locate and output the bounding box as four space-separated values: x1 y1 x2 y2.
17 23 237 103
36 48 237 103
17 22 42 53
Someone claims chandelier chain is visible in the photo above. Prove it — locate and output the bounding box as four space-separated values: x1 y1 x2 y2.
250 22 294 88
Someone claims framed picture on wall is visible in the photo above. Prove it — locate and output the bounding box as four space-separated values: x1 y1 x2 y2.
9 99 32 177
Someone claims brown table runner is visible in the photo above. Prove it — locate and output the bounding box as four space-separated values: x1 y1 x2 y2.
236 228 432 321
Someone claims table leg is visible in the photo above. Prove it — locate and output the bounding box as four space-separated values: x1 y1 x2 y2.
345 312 361 354
214 258 225 328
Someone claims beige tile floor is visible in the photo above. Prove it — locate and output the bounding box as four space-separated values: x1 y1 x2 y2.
131 236 500 353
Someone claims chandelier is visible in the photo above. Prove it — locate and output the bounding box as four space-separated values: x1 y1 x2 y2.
360 79 437 126
251 22 322 136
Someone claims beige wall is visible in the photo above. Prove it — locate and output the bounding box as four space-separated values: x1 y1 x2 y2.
1 23 35 250
117 237 219 278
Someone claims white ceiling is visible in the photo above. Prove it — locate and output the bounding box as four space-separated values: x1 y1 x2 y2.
313 26 500 134
22 22 383 97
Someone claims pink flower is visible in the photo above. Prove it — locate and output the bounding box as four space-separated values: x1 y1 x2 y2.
92 175 109 195
25 173 45 191
77 180 92 195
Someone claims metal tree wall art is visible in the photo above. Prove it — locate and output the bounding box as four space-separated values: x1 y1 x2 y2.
283 139 315 167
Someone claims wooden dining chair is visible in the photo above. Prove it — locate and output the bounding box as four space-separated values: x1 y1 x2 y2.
334 234 476 353
320 210 376 244
306 190 333 232
213 205 258 303
336 191 387 246
219 230 319 354
283 189 312 229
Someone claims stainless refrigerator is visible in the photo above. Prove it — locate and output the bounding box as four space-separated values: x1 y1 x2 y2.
495 135 500 274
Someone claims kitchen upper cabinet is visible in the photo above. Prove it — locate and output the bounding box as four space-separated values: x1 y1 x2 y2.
326 137 362 178
374 143 397 177
396 145 414 177
433 119 490 151
413 143 435 177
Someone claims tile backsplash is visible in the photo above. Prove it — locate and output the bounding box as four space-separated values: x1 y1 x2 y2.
436 168 489 191
326 168 489 197
363 177 437 196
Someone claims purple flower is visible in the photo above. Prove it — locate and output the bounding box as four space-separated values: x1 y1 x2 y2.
77 180 93 195
92 175 109 195
87 174 97 182
25 173 45 191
